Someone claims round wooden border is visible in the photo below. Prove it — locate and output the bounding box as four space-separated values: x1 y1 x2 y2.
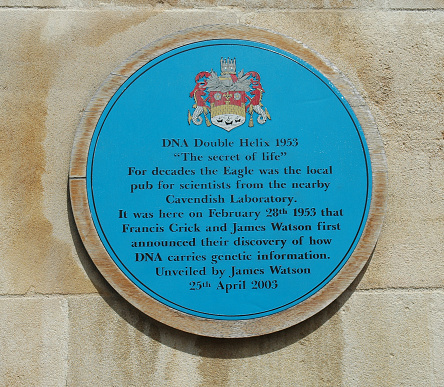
69 25 387 338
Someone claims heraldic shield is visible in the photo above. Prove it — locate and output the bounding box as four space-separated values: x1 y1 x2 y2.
188 58 271 131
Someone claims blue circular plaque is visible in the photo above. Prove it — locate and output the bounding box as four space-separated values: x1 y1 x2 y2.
70 27 386 337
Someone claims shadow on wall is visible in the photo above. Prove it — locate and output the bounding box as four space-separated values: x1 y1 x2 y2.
67 187 371 358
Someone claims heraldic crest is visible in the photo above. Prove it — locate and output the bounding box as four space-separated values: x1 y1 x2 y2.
187 58 271 131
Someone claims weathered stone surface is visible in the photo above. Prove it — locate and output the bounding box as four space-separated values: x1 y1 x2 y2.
67 293 346 386
3 0 443 10
431 290 444 386
67 294 202 386
178 0 386 10
341 290 442 386
0 297 68 386
67 290 444 385
360 138 444 288
388 0 444 9
0 0 383 9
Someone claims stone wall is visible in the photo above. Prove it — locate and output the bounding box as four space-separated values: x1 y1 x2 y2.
1 1 443 385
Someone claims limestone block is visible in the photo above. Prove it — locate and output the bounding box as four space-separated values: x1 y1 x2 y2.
67 290 444 385
341 290 442 386
431 290 444 386
0 0 390 10
359 139 444 288
178 0 386 10
0 297 68 386
388 0 444 9
67 293 347 386
6 1 443 10
67 294 202 386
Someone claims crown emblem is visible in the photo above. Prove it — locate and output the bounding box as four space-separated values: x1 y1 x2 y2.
220 58 236 74
187 58 271 131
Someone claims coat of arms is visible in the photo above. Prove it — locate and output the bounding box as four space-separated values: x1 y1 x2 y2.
188 58 271 131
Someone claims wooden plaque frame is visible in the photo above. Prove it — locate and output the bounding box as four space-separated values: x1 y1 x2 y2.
69 25 387 338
